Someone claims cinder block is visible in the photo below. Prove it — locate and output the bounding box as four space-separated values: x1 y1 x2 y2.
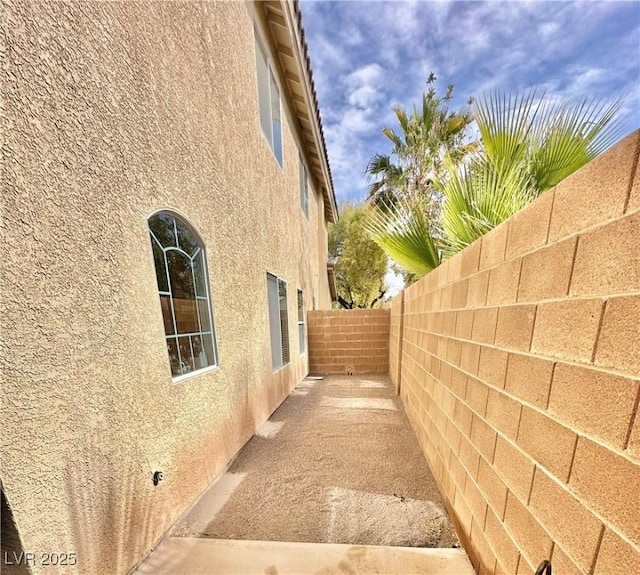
595 295 640 377
454 486 474 536
518 236 576 303
484 506 520 574
478 346 509 389
529 467 603 572
450 368 468 399
531 299 603 363
437 336 448 359
450 452 467 489
447 250 465 284
486 389 522 440
570 213 640 297
440 284 453 310
456 309 474 340
459 342 481 376
517 406 577 482
469 516 496 574
516 556 536 575
470 414 498 462
505 189 555 260
480 221 509 271
464 475 489 529
493 435 535 503
477 457 508 519
550 545 584 575
627 413 640 460
472 307 499 344
445 417 461 453
503 492 553 569
548 130 640 242
549 364 639 450
465 376 490 417
461 239 482 278
459 433 481 479
443 312 457 336
452 279 469 308
505 353 554 409
446 339 462 366
467 270 490 307
494 305 536 352
569 436 640 544
487 258 522 305
593 528 640 575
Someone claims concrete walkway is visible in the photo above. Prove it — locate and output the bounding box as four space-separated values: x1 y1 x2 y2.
134 375 472 574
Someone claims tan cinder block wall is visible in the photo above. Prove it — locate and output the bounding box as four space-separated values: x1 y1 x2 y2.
396 131 640 575
308 310 390 375
1 2 332 574
389 292 404 394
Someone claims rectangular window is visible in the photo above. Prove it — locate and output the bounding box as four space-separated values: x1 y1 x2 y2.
267 273 290 369
299 154 309 219
255 32 283 167
297 289 305 355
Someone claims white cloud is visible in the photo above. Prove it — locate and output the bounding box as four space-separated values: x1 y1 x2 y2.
302 0 640 203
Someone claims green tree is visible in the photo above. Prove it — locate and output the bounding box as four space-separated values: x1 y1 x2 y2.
366 89 624 277
365 73 476 225
329 203 389 309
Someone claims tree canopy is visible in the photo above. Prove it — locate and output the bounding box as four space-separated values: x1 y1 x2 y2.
328 203 388 309
365 87 624 278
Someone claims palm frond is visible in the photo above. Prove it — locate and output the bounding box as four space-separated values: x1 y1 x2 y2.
364 199 441 277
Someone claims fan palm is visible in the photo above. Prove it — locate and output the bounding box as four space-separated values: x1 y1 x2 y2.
439 90 624 256
367 89 624 275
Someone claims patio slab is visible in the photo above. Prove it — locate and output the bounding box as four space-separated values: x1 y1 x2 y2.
134 538 473 575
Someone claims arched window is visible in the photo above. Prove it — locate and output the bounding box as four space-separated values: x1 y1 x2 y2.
148 212 218 380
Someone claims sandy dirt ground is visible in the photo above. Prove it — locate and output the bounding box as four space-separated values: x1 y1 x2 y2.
175 375 458 548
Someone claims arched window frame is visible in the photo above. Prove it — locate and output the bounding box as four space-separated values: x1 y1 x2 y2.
148 210 219 383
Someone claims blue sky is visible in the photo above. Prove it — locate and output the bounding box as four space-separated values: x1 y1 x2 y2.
300 0 640 204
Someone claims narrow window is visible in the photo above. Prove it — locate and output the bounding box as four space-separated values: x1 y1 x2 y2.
255 31 283 167
299 154 309 219
267 273 289 369
148 212 218 381
297 289 306 355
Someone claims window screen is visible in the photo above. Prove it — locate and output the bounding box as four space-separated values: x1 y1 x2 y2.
267 273 289 369
297 289 305 354
299 155 309 219
255 31 283 167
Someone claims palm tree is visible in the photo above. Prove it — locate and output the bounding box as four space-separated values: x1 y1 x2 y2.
365 73 476 224
366 89 624 276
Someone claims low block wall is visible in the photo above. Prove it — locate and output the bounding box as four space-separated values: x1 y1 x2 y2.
393 131 640 574
307 309 390 375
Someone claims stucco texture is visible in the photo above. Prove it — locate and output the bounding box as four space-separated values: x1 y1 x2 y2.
1 2 331 574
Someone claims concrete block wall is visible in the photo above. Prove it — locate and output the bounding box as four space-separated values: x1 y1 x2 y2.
307 309 390 375
389 292 404 394
397 131 640 574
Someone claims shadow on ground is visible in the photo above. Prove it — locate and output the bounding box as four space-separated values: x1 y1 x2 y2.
175 375 458 548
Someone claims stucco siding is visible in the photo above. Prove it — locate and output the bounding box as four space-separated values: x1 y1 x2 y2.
1 2 332 573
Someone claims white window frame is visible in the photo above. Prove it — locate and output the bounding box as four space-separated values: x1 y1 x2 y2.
148 211 219 383
299 153 309 219
297 288 306 355
255 30 283 168
267 272 290 371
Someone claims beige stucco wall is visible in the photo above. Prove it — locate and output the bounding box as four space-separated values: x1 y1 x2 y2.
1 2 332 574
